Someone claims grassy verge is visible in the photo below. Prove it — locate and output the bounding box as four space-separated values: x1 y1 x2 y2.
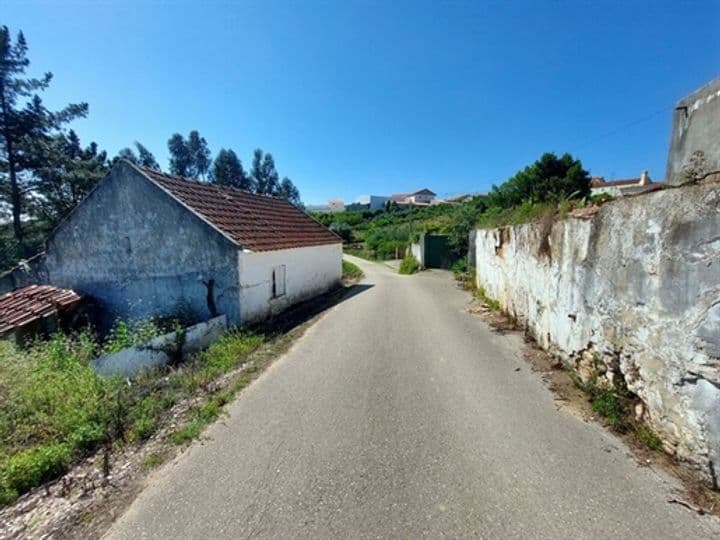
0 329 265 506
475 286 501 311
398 253 420 275
342 259 364 281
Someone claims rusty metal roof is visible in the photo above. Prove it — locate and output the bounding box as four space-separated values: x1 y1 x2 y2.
137 167 341 252
0 285 82 336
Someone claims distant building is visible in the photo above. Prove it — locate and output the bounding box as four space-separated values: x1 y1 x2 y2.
355 195 391 211
590 171 662 197
326 199 345 213
390 189 437 206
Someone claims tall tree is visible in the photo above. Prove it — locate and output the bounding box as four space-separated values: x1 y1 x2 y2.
486 152 590 209
0 26 87 251
211 148 251 189
168 130 211 179
250 148 300 202
278 176 301 206
32 129 109 226
167 133 191 176
115 141 159 169
260 153 280 195
250 148 264 190
251 149 280 195
187 130 210 179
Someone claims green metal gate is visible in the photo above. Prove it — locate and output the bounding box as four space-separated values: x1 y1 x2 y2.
423 234 453 269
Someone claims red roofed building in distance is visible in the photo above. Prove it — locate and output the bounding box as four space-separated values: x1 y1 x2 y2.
589 170 663 197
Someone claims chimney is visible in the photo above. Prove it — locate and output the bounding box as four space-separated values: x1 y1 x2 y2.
639 170 651 185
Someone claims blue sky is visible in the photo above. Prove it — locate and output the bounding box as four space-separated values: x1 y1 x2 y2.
5 0 719 204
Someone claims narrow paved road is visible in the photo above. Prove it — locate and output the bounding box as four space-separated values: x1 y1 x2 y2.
108 256 719 539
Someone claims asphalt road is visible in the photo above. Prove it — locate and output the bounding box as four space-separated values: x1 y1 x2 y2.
108 256 720 539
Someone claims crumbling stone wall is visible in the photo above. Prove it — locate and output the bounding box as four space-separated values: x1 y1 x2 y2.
475 182 720 485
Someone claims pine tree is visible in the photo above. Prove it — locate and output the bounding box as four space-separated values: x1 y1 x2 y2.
115 141 159 169
0 26 87 252
32 130 109 226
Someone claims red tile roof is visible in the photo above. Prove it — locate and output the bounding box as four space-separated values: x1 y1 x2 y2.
137 167 341 251
0 285 82 336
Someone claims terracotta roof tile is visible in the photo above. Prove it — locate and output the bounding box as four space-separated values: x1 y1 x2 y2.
591 177 643 188
137 167 341 251
0 285 82 336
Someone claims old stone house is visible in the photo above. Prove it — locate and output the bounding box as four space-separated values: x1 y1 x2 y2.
39 161 342 326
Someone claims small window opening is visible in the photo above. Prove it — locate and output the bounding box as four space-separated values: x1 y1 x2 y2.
272 265 286 298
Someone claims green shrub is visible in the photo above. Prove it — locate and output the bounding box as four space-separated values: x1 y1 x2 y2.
636 425 663 451
103 319 163 354
398 254 420 275
486 152 590 209
591 389 626 425
342 260 363 281
450 259 468 275
330 222 353 242
0 444 71 503
0 322 268 507
2 333 118 454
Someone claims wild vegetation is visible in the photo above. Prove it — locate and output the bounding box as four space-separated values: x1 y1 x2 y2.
0 326 265 506
314 152 595 265
398 253 420 275
341 259 363 281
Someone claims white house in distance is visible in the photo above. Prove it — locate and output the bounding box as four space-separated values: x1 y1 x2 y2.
391 188 437 206
353 195 391 211
42 161 342 326
326 199 345 212
590 170 661 197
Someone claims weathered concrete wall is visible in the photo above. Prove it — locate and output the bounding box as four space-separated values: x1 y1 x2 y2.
475 183 720 484
238 243 342 324
45 163 240 326
93 315 227 378
666 76 720 185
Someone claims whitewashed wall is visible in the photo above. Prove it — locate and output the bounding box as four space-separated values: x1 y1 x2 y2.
474 183 720 486
237 243 342 324
410 243 423 268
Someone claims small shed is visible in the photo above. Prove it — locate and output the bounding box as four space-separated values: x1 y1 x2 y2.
0 285 83 342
